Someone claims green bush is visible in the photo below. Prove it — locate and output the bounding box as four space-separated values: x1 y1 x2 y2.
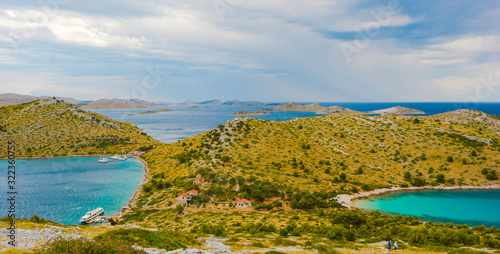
93 229 191 251
35 238 144 254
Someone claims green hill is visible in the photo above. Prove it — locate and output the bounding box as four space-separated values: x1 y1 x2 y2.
140 111 499 209
0 98 159 158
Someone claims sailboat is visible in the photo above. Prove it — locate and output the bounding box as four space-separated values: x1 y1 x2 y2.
118 148 128 161
98 151 110 163
111 149 127 161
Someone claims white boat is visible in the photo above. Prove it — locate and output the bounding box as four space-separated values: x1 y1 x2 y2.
117 149 128 161
98 157 109 163
79 207 104 224
111 155 121 160
93 218 105 223
99 151 109 163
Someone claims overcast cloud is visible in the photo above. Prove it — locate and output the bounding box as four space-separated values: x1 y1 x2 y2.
0 0 499 102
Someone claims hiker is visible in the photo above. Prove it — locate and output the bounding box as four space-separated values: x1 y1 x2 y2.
394 242 398 250
388 240 392 252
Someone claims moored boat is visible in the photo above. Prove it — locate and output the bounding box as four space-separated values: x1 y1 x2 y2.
79 207 104 224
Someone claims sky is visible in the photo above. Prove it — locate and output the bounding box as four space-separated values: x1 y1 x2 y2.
0 0 499 103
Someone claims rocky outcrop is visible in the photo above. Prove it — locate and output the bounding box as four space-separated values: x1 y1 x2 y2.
186 105 202 109
370 106 425 115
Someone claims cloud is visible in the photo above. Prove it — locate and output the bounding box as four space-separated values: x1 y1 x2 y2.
0 0 499 102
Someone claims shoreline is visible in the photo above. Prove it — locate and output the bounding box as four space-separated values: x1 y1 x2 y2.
118 156 150 218
336 184 500 210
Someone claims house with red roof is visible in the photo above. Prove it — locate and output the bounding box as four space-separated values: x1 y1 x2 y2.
177 193 191 204
193 174 203 185
187 189 199 196
235 199 252 207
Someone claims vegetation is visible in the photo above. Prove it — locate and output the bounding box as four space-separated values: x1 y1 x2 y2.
0 98 159 158
93 228 195 251
34 238 145 254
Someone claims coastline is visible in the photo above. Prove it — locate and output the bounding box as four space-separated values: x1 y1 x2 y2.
336 184 500 210
119 156 150 217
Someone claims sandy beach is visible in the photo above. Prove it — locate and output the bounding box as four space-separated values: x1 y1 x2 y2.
336 184 500 209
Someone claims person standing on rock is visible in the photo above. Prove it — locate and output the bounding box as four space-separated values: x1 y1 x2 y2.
394 241 398 250
388 240 392 252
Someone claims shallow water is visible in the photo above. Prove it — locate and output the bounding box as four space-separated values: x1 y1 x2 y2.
353 190 500 227
0 157 145 225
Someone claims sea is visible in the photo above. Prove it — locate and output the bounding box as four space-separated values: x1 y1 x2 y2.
90 102 500 144
0 157 145 225
353 190 500 228
2 102 500 225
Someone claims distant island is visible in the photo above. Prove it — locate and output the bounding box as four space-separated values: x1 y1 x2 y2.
186 105 202 109
232 109 270 116
127 108 173 116
80 99 165 109
270 102 425 115
198 99 268 106
273 102 363 114
0 93 165 109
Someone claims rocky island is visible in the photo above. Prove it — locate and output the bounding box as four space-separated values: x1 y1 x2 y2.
80 99 164 109
127 108 173 116
231 109 270 116
272 102 425 115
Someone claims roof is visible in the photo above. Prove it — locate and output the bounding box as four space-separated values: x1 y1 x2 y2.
187 189 199 195
177 193 188 198
236 199 252 203
195 174 202 179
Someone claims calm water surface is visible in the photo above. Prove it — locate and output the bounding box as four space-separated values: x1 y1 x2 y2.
91 102 500 144
353 190 500 227
0 157 145 224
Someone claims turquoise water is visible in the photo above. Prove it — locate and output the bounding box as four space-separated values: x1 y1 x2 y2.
0 157 145 225
353 190 500 227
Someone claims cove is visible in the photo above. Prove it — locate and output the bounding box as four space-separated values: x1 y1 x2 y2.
353 189 500 227
0 156 145 225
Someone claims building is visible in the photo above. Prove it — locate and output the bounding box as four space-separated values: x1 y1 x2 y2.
187 189 199 196
235 199 252 208
193 174 203 185
177 193 191 204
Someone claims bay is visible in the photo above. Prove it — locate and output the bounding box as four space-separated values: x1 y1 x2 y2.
353 190 500 227
0 157 145 225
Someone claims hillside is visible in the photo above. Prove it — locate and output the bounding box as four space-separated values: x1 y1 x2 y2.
370 106 425 114
0 93 84 107
139 111 500 210
0 98 159 158
80 99 164 109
